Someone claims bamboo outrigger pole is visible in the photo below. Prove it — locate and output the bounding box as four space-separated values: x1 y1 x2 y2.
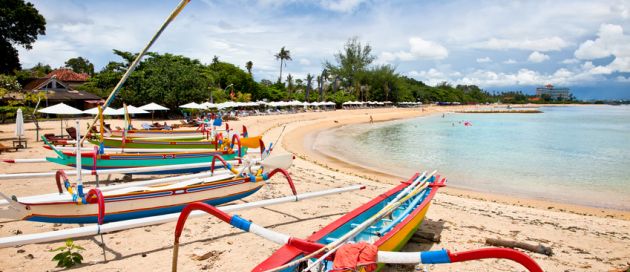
79 0 191 146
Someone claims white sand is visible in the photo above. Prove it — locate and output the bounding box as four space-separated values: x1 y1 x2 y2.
0 106 628 271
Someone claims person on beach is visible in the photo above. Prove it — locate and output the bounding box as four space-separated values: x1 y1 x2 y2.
370 115 374 124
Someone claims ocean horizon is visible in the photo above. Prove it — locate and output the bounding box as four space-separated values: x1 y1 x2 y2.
315 105 630 210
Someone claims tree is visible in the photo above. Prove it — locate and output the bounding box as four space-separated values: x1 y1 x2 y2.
245 61 253 76
318 69 328 101
274 46 292 83
305 74 314 102
0 75 21 97
0 0 46 73
364 65 398 101
65 57 95 75
286 74 294 100
324 37 375 90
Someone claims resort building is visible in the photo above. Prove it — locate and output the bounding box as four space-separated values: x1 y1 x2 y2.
21 68 102 109
536 84 571 100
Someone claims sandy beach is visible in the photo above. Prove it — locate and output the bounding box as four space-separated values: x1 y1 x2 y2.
0 106 629 271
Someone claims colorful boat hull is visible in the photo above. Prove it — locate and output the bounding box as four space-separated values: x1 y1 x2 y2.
18 175 264 224
109 129 205 138
253 173 444 272
45 149 244 175
89 135 262 150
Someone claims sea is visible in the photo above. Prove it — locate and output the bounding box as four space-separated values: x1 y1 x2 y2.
314 106 630 210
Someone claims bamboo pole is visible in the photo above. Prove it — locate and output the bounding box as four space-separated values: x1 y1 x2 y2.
79 0 191 146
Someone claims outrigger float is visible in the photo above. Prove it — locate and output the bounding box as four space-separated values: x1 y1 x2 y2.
0 185 364 248
172 171 543 272
0 154 295 224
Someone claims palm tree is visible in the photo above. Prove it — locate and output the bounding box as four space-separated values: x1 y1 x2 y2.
319 69 328 102
316 75 322 101
275 46 292 83
305 74 314 102
245 61 253 76
286 74 294 100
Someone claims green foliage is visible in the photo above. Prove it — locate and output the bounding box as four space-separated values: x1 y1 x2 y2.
245 61 253 75
208 60 258 99
65 57 95 75
326 90 357 107
0 105 33 123
0 74 22 95
14 63 52 84
234 91 252 102
0 0 46 73
50 239 84 268
325 37 375 89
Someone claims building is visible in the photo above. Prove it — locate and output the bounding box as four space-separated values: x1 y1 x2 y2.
536 84 571 100
22 68 102 109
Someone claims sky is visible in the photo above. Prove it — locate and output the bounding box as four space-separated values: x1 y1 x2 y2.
17 0 630 100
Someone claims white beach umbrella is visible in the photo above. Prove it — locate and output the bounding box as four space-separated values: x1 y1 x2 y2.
82 107 123 116
38 102 83 115
139 102 168 111
120 105 149 114
179 102 204 109
200 102 218 109
140 102 168 121
38 103 84 136
15 108 24 146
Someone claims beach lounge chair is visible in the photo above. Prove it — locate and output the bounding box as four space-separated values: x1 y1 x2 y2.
0 143 19 154
65 127 77 140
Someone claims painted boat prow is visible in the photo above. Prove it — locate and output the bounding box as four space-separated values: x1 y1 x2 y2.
253 173 445 271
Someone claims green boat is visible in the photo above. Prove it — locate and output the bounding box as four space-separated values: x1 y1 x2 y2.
89 135 262 150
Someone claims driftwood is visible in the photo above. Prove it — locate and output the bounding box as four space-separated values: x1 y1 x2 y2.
410 231 441 243
485 238 553 256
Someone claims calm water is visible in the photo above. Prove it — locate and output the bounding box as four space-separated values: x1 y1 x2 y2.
315 106 630 210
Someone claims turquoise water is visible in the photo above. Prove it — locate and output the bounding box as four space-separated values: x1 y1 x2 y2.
315 106 630 210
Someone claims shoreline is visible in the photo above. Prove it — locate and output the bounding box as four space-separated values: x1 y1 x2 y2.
282 106 630 221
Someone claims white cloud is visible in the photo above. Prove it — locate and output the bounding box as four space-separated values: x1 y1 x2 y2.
528 51 550 63
561 58 580 64
407 68 449 86
408 64 609 87
379 37 448 62
503 59 517 64
616 76 630 82
476 57 492 63
299 58 311 65
319 0 365 12
574 24 630 74
473 37 570 52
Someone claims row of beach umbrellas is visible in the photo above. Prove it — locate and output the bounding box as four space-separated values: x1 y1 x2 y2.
180 100 336 110
38 102 169 116
36 102 170 135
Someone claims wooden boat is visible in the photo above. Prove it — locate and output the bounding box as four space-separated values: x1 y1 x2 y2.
0 155 295 224
88 134 261 150
172 172 543 272
42 135 263 175
46 150 242 175
104 123 240 141
254 171 444 271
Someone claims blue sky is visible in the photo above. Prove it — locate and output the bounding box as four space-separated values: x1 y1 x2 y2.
18 0 630 99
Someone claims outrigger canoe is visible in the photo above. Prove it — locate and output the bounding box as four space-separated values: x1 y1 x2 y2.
106 122 234 139
0 155 296 224
172 172 543 272
43 137 260 175
89 134 261 150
